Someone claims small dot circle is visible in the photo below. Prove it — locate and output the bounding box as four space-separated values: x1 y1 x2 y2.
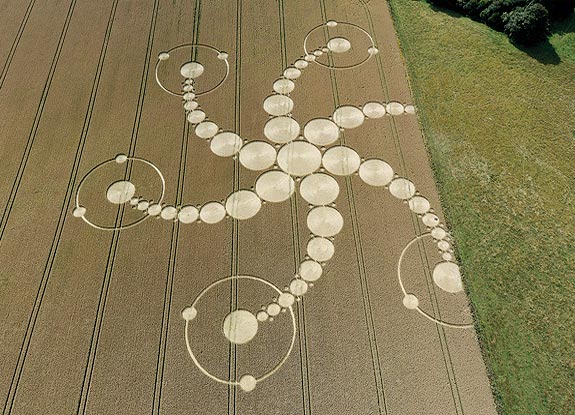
403 294 419 310
239 375 257 392
182 307 197 320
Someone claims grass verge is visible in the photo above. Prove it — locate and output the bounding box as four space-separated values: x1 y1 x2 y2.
387 1 575 413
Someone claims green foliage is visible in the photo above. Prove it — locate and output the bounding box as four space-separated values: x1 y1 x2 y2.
550 13 575 62
504 2 550 44
426 0 574 45
428 0 460 8
538 0 575 19
388 0 575 412
479 0 527 30
461 0 487 18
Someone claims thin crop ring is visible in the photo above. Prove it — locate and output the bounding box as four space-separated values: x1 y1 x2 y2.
155 43 230 97
303 21 378 70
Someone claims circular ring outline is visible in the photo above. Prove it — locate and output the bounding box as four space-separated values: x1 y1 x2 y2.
303 21 377 70
398 233 474 329
155 43 230 97
75 156 166 231
184 275 297 386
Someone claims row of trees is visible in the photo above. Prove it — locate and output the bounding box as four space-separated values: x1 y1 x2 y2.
427 0 574 45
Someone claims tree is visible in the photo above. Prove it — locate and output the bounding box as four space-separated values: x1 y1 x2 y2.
536 0 575 19
427 0 461 9
503 2 550 45
461 0 487 18
479 0 528 31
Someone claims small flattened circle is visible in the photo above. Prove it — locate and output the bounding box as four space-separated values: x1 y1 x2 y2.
307 206 344 237
386 101 405 115
273 78 295 95
299 260 323 282
332 106 364 129
422 213 440 228
267 303 281 316
180 61 204 78
137 200 149 211
115 154 128 163
223 310 258 344
433 262 464 293
199 202 226 224
362 102 386 118
264 116 300 144
73 206 86 217
277 141 322 176
278 292 295 308
307 237 335 262
239 141 277 171
147 204 162 216
239 375 257 392
431 227 447 240
106 180 136 204
256 311 269 322
294 59 308 69
438 240 451 251
299 173 339 205
327 37 352 53
322 146 361 176
303 118 339 146
255 170 295 203
178 205 199 223
195 121 219 139
182 306 197 320
210 132 243 157
405 105 416 114
359 159 394 187
403 294 419 310
289 278 308 296
225 190 262 220
388 178 416 200
187 110 206 124
184 101 198 112
263 95 294 116
283 67 302 80
408 196 431 215
160 205 178 220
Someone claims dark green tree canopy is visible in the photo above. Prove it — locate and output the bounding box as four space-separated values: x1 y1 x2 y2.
426 0 572 45
504 2 550 44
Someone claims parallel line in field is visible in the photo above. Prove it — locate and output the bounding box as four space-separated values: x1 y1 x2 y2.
75 1 160 413
1 1 116 414
152 1 201 413
279 1 313 413
0 0 37 91
228 1 242 413
0 0 78 243
319 1 389 413
359 2 465 413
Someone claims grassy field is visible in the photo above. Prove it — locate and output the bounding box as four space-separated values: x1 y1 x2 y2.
387 1 575 413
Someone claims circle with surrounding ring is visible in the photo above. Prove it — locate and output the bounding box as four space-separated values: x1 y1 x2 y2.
155 43 230 97
184 275 297 387
397 233 473 329
303 21 377 70
75 156 165 231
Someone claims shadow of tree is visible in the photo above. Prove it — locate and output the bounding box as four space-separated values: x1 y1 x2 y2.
426 1 575 65
516 39 561 64
551 12 575 35
524 13 575 64
428 3 465 19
